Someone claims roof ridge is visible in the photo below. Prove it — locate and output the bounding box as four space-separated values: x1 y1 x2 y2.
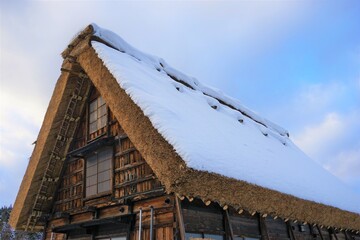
89 23 290 139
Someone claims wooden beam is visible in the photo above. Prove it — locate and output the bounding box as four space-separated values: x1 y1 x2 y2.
331 228 339 240
224 209 234 240
316 225 324 240
287 221 297 240
344 230 350 240
175 195 186 240
258 213 270 240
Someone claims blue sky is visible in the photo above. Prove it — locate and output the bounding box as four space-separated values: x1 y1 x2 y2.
0 1 359 206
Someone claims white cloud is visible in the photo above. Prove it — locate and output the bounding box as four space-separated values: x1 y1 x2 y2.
293 110 360 187
324 148 360 180
297 83 346 111
293 112 344 159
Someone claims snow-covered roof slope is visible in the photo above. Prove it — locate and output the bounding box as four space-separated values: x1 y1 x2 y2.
91 24 360 214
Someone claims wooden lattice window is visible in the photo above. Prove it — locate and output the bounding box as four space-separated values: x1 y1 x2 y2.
86 148 112 197
89 96 107 135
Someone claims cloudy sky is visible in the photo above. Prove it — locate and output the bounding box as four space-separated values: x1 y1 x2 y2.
0 1 359 207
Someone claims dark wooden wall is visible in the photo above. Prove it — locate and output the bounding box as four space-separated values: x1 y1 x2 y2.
53 87 163 214
178 198 360 240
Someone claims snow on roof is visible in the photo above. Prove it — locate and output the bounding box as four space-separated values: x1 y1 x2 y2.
91 24 360 214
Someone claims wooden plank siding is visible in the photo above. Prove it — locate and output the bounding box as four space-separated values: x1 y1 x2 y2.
53 87 163 215
130 195 175 240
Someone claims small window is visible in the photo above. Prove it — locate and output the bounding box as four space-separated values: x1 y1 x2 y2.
86 148 112 197
185 233 223 240
89 96 107 135
204 234 223 240
186 233 202 239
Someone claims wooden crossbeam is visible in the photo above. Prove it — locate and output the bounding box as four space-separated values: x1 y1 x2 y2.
42 177 59 182
60 67 88 79
71 94 84 101
259 213 270 240
30 210 43 217
287 221 297 240
37 195 53 200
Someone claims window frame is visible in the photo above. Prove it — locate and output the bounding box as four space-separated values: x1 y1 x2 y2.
88 95 108 140
85 147 113 198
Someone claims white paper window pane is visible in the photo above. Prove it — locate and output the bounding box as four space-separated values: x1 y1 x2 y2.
87 155 97 166
89 100 97 112
99 116 107 129
99 104 107 117
89 111 97 122
98 170 110 182
98 180 111 193
86 185 96 197
87 155 97 167
98 160 110 172
86 175 97 186
98 149 112 161
104 149 112 159
87 165 97 176
86 177 90 186
89 122 97 134
98 96 105 106
98 149 107 160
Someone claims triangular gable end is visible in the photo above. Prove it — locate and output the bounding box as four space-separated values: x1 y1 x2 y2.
9 36 169 231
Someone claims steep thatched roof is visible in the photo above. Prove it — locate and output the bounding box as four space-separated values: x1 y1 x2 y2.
10 24 360 232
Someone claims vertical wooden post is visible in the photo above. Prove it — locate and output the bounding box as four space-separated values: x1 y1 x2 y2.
175 196 186 240
224 209 235 240
150 206 154 240
258 213 270 240
287 221 297 240
138 208 142 240
331 228 339 240
316 225 324 240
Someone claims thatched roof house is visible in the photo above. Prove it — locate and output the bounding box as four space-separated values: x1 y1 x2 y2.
10 24 360 238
